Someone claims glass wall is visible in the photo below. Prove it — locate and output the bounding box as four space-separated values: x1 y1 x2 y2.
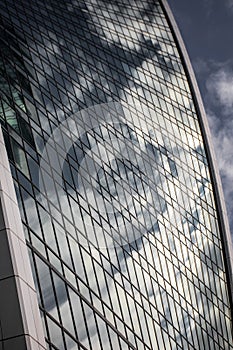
0 0 232 349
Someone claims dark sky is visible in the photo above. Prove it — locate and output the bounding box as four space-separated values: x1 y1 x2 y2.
167 0 233 236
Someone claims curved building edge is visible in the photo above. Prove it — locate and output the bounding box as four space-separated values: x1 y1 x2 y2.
160 0 233 317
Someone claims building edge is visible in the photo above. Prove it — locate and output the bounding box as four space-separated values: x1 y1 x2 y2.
160 0 233 320
0 126 46 350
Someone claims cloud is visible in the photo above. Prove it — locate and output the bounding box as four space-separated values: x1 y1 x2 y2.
206 67 233 113
208 113 233 233
226 0 233 10
193 58 211 76
207 110 233 228
203 63 233 230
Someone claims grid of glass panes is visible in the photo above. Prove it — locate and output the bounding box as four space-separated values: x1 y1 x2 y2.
0 0 232 349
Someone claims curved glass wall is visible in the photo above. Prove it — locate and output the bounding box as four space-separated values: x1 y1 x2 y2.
0 0 232 349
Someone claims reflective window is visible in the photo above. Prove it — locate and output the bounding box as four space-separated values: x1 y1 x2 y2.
0 0 232 349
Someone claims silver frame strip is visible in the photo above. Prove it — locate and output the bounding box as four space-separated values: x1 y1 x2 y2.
0 126 46 349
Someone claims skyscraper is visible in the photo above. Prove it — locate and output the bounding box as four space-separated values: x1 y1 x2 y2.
0 0 232 349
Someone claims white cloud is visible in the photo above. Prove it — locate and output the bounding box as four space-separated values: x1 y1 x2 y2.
208 111 233 226
206 68 233 113
193 58 211 76
208 111 233 180
204 64 233 230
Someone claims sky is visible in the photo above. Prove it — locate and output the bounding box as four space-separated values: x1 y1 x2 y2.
167 0 233 237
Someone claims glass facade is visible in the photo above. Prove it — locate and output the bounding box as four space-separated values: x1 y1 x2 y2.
0 0 232 349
